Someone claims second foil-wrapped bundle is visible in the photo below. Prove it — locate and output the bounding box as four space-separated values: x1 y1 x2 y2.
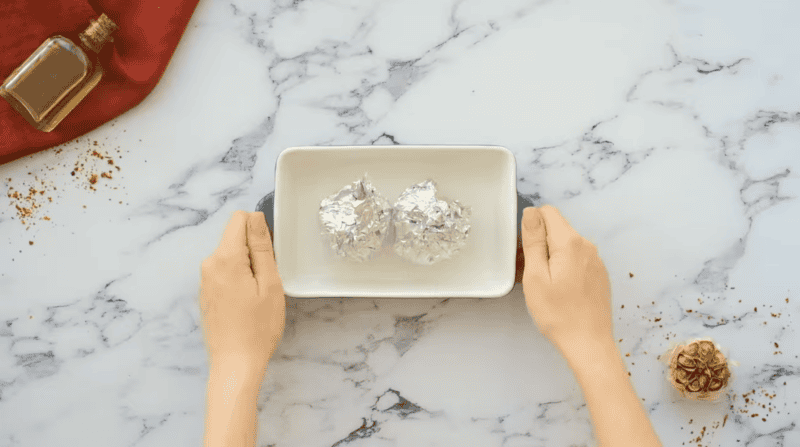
319 175 471 265
391 179 471 265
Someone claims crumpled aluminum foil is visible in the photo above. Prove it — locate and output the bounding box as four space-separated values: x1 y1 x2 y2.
319 174 393 262
392 179 471 265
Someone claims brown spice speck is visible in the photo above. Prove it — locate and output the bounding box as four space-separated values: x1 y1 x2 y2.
629 272 634 277
89 174 98 184
28 241 33 245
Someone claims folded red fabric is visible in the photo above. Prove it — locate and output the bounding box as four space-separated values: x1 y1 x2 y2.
0 0 200 165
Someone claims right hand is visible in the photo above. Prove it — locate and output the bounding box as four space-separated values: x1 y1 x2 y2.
520 205 614 353
199 211 286 373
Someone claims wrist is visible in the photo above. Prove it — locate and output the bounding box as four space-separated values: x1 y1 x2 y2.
557 336 620 372
209 355 268 390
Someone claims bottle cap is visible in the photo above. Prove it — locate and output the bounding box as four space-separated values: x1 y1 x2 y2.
79 13 119 53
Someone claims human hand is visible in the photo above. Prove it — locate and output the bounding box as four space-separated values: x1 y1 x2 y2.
199 211 286 373
519 205 614 353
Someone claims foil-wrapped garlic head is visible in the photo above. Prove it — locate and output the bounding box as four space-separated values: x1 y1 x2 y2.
319 175 393 262
392 179 471 265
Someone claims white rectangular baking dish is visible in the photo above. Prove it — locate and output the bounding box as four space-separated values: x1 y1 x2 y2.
274 145 517 298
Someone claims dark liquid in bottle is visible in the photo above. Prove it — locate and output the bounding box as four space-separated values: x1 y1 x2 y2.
11 39 88 121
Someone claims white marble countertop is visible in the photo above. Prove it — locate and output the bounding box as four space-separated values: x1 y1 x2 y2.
2 0 799 445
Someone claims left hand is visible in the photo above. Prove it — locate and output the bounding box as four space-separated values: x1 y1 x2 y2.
199 211 286 372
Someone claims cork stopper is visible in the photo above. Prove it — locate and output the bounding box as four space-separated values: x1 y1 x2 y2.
79 13 119 53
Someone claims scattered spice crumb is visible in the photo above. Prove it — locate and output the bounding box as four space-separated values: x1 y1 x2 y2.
28 241 33 245
629 272 634 277
4 138 129 229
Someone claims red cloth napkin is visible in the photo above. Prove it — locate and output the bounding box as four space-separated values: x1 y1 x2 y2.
0 0 200 165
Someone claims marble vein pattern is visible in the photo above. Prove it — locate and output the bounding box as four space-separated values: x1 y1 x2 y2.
1 0 799 446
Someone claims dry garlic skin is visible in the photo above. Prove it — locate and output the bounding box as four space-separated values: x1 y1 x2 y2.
319 175 392 262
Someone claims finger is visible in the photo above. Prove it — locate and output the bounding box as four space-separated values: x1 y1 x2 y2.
515 233 524 283
214 210 250 261
538 205 582 255
521 207 550 282
247 212 277 297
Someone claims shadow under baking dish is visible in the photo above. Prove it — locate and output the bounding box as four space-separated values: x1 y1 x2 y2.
268 145 518 299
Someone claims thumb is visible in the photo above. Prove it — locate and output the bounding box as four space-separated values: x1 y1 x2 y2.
521 207 550 282
247 212 277 297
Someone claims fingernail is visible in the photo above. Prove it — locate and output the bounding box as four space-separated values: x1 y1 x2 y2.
255 213 268 238
523 208 540 231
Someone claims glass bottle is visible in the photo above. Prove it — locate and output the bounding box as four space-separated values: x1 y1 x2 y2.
0 13 118 132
